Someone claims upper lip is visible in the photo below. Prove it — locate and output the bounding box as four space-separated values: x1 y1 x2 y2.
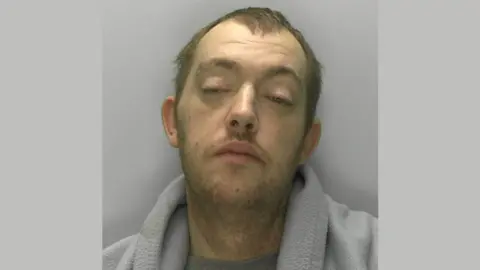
215 141 263 162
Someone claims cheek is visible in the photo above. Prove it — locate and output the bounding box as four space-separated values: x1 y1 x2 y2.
181 103 224 152
179 97 209 134
258 115 304 161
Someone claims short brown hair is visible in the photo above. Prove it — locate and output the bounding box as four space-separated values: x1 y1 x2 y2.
174 7 322 133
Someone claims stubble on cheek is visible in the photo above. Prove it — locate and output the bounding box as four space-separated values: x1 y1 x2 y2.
177 105 213 190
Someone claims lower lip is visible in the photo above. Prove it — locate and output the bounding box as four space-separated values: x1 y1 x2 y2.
217 152 259 164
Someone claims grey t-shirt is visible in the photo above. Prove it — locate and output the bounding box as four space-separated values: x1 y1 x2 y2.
184 253 278 270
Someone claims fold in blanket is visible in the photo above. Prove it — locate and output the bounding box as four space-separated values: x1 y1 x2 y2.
103 165 378 270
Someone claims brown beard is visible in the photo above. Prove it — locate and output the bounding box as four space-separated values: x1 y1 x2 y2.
177 122 304 212
175 115 305 260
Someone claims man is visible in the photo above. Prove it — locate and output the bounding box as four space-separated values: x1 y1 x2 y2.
103 7 377 270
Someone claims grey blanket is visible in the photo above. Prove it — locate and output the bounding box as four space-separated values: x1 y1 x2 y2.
103 165 378 270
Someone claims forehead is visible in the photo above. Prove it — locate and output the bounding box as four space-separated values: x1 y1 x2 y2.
194 20 307 78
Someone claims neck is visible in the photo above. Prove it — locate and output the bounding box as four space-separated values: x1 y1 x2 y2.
186 188 289 261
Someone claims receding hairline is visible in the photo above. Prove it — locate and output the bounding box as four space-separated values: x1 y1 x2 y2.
190 19 308 82
196 18 305 56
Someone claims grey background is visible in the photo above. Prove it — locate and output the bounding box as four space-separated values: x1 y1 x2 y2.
103 0 377 248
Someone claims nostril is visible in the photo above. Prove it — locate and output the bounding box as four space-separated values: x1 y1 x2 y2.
231 120 239 127
246 123 254 130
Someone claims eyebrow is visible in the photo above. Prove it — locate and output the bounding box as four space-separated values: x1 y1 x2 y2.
196 58 240 76
261 66 302 89
195 57 303 89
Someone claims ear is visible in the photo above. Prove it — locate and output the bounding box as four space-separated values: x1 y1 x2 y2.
299 118 322 164
161 96 179 148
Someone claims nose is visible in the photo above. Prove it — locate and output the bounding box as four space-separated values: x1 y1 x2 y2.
226 85 258 135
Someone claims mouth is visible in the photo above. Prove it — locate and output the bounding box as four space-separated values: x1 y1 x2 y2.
215 142 263 164
218 151 259 162
216 152 261 165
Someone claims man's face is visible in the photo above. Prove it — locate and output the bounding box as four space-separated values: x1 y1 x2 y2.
163 20 320 207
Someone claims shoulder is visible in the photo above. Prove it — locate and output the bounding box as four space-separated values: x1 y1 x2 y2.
325 196 378 270
326 196 378 231
102 235 138 270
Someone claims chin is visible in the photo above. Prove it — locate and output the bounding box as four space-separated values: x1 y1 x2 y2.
208 174 263 205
